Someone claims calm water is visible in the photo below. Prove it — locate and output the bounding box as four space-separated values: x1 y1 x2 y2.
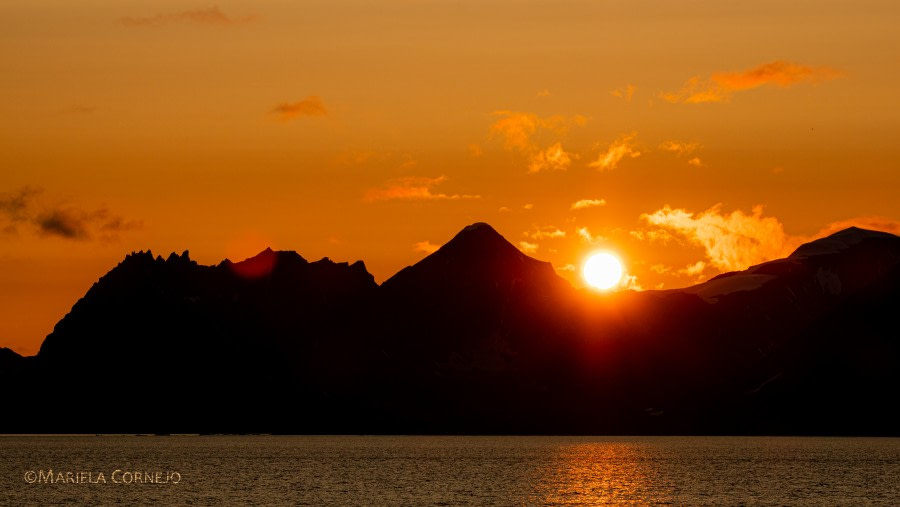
2 435 899 505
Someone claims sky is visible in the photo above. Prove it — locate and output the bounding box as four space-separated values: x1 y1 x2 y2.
2 0 900 355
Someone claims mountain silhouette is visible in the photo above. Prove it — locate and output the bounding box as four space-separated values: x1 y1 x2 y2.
2 224 898 435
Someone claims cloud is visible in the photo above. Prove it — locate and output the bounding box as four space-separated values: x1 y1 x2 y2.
570 198 606 210
678 260 707 277
629 228 677 244
663 61 842 104
414 240 440 255
661 76 730 104
364 176 480 202
621 274 643 291
659 140 700 157
660 140 704 167
489 111 585 173
650 264 671 274
611 84 636 101
576 227 605 244
588 133 641 171
120 6 253 27
272 96 327 121
524 226 566 240
37 209 89 239
0 187 140 241
640 204 797 271
518 241 538 254
536 89 551 98
714 61 843 91
528 142 572 173
641 205 900 273
490 111 542 151
557 264 576 272
0 187 40 223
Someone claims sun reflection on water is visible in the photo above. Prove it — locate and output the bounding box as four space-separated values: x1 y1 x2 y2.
530 440 674 505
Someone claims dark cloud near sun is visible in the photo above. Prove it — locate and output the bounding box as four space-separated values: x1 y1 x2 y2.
0 187 141 241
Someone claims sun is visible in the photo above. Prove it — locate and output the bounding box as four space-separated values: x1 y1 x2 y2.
583 252 624 290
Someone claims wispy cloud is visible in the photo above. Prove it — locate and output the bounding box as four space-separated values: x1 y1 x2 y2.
639 205 900 274
0 187 141 241
611 84 635 101
639 204 794 271
660 140 703 166
120 6 254 27
518 241 538 254
489 111 585 173
588 133 641 171
570 198 606 210
272 96 327 121
622 274 643 291
414 240 440 254
714 61 842 90
528 142 572 173
364 176 480 202
678 260 707 277
576 227 605 244
524 226 565 240
659 140 700 156
663 61 842 104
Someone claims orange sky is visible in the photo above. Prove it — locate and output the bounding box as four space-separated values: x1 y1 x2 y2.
2 1 900 355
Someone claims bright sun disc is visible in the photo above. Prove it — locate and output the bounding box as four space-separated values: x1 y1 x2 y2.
583 252 624 290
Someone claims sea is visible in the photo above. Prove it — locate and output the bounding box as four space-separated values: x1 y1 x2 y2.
2 435 899 505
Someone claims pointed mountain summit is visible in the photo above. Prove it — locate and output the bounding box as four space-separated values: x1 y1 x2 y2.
383 222 569 295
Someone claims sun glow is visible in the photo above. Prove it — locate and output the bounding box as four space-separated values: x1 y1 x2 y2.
583 252 624 290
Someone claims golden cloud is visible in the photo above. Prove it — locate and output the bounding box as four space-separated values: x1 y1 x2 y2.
414 240 440 254
713 61 842 91
640 206 900 275
570 198 606 210
588 133 641 171
678 260 707 277
120 6 253 27
659 140 700 156
518 241 538 254
528 142 572 173
364 176 480 202
611 84 636 101
640 204 794 271
524 226 566 240
272 96 327 121
576 227 606 244
489 111 585 173
663 61 842 104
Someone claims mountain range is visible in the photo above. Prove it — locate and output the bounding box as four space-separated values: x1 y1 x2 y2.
1 223 898 435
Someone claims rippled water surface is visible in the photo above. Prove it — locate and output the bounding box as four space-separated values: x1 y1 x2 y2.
2 435 899 505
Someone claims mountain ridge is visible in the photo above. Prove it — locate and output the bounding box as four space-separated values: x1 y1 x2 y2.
1 223 898 435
